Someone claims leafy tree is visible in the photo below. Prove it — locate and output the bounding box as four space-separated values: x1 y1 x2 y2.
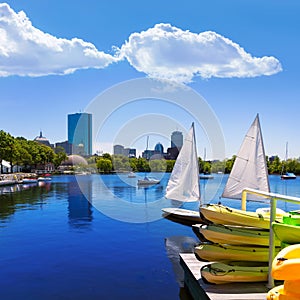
97 158 112 173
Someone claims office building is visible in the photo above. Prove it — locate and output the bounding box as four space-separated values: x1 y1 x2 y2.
68 113 92 156
171 131 183 149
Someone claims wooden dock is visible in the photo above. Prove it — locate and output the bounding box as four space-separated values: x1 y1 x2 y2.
180 253 269 300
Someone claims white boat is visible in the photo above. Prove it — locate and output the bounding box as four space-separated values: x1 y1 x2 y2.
200 114 272 227
137 177 160 186
128 172 136 178
162 123 202 224
199 174 214 180
281 172 296 180
22 178 38 184
0 179 15 186
281 142 296 180
37 176 52 181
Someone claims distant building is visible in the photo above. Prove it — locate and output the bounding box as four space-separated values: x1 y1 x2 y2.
34 131 52 148
55 141 72 155
114 145 124 155
68 113 92 156
168 130 183 160
154 142 164 154
113 145 136 157
171 131 183 149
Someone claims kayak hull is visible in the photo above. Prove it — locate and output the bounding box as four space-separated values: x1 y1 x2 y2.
201 262 268 284
200 204 284 229
194 243 279 263
193 223 280 246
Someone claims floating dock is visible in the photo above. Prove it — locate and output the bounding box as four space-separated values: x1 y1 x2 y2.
180 253 269 300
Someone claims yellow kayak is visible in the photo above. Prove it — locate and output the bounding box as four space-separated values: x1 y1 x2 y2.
201 262 268 284
272 244 300 281
267 284 300 300
272 222 300 244
193 223 281 246
200 204 285 229
194 243 280 263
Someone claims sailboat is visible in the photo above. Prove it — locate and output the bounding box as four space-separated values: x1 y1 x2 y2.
200 114 285 228
281 142 296 180
162 123 204 225
137 136 160 186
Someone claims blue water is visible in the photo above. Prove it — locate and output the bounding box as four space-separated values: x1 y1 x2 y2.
0 174 300 299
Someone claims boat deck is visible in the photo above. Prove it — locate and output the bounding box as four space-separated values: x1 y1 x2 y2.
180 253 269 300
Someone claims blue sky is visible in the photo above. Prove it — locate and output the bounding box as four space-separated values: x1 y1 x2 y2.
0 1 299 159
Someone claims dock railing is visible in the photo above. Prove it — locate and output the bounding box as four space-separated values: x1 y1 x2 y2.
241 188 300 288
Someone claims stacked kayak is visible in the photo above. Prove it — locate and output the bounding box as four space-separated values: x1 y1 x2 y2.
200 203 286 229
201 262 268 284
193 205 284 284
273 211 300 244
195 243 279 263
267 244 300 299
193 223 281 247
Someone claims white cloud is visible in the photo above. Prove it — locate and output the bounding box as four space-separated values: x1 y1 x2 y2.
120 23 282 83
0 3 118 77
0 4 282 83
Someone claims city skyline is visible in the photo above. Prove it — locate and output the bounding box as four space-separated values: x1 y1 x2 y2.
0 2 300 160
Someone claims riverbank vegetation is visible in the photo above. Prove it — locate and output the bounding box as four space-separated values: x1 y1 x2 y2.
1 129 300 175
0 130 67 173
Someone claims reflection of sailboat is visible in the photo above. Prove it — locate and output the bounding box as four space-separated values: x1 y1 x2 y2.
200 114 283 228
162 123 204 225
281 142 296 180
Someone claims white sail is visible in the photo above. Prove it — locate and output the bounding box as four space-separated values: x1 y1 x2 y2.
165 123 200 202
222 114 270 201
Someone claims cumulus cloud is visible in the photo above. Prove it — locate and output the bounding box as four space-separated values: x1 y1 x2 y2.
120 23 282 83
0 3 118 77
0 4 282 83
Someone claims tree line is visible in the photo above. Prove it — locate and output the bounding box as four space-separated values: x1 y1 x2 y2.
0 130 67 173
1 128 300 175
96 153 300 175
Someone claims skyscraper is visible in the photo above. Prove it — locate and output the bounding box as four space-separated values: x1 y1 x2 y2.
68 113 92 156
171 131 183 149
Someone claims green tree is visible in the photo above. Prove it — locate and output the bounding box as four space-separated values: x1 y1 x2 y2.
97 158 112 173
166 160 175 172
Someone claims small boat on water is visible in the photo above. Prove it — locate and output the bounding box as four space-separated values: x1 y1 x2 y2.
162 208 204 226
137 177 160 186
201 262 269 284
22 178 38 184
162 123 202 225
37 174 52 181
0 179 15 186
128 172 136 178
281 172 296 180
199 174 214 180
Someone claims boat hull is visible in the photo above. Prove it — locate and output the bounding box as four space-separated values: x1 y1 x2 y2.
200 204 285 229
201 262 268 284
195 243 279 263
162 208 205 226
273 222 300 244
193 223 281 246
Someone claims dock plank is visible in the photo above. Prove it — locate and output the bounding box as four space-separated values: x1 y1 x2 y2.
180 253 269 300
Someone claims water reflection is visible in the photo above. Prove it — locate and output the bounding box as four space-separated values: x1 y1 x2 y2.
0 182 52 225
67 177 93 230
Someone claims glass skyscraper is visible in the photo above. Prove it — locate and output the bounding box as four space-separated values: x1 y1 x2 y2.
68 113 92 156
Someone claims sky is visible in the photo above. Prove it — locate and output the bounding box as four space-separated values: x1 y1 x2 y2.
0 0 299 159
